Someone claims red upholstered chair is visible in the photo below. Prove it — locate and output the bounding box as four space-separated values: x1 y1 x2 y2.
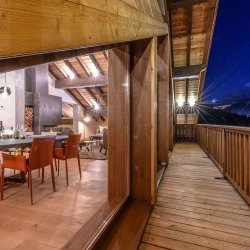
1 138 56 205
54 134 81 185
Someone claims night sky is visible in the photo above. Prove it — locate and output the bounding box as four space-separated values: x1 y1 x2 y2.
203 0 250 105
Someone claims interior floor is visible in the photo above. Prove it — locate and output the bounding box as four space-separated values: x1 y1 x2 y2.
0 157 107 250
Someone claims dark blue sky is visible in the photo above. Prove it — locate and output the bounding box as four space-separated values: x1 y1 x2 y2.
203 0 250 104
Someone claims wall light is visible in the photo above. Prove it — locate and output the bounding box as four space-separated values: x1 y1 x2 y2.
177 100 184 107
189 99 196 107
84 116 91 122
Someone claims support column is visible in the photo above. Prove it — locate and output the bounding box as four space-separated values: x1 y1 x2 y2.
157 36 170 164
15 70 25 127
108 45 130 200
130 38 157 205
73 104 79 134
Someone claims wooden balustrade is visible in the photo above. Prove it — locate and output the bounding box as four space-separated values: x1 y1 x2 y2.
176 124 196 142
196 124 250 204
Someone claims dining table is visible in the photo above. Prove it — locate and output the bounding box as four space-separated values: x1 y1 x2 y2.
0 135 68 184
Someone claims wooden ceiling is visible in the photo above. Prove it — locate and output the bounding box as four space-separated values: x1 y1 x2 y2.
169 0 219 106
49 52 108 122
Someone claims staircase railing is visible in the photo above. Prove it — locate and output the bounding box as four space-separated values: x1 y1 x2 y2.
196 124 250 204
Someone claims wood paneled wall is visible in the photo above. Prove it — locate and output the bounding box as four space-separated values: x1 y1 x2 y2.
130 38 158 205
0 0 168 58
108 45 130 199
157 36 170 164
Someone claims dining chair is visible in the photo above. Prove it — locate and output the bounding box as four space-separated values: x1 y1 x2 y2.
54 134 81 185
1 138 56 205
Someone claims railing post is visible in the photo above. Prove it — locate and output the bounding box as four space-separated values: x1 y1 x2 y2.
222 128 226 178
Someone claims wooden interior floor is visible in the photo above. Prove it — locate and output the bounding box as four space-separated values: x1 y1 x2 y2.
139 143 250 250
0 157 107 250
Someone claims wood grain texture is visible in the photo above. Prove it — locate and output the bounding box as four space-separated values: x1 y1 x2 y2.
0 0 168 58
130 38 157 205
197 124 250 204
108 45 130 199
0 157 107 249
139 143 250 250
157 36 170 164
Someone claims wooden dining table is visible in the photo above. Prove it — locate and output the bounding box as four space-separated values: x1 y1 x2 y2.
0 135 68 183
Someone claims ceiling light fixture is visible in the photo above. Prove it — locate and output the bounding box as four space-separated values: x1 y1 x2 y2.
0 73 11 97
189 98 196 107
84 116 91 122
177 99 184 107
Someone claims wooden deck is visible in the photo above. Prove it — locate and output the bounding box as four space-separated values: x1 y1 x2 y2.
139 143 250 250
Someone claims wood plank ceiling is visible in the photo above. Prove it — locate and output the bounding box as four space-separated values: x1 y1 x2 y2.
49 52 108 122
169 0 219 106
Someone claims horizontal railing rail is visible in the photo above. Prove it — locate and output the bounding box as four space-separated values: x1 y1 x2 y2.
196 124 250 204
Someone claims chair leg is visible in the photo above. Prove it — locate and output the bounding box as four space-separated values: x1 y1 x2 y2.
78 155 82 178
65 159 69 186
1 168 4 200
54 158 57 171
29 170 33 205
27 171 29 189
51 164 56 192
58 160 60 176
42 168 44 183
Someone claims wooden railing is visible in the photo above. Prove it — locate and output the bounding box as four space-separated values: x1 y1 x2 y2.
197 124 250 204
176 124 196 142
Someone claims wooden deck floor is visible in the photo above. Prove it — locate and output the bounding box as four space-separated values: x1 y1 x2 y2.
139 143 250 250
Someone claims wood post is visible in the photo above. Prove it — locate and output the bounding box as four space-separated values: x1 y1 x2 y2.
130 38 158 205
108 45 130 199
157 35 170 164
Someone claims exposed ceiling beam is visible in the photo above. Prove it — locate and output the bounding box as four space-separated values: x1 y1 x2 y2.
172 64 206 79
186 7 192 66
89 54 104 75
168 0 208 10
55 75 107 89
53 63 67 79
103 51 108 61
76 56 91 77
85 88 100 105
75 89 92 107
66 89 87 111
63 59 81 78
95 87 107 106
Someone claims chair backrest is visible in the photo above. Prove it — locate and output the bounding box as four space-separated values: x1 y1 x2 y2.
65 134 81 159
29 138 55 170
2 153 27 172
103 128 108 150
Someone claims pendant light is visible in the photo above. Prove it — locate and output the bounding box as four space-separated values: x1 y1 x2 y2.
0 73 11 97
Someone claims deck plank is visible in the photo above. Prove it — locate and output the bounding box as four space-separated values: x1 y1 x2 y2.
139 143 250 250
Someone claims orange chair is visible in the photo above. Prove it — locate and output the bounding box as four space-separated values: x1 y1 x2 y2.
1 138 56 205
54 134 81 185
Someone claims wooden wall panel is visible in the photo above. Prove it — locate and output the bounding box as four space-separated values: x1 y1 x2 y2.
108 45 130 199
130 38 157 205
0 1 168 58
157 36 170 164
